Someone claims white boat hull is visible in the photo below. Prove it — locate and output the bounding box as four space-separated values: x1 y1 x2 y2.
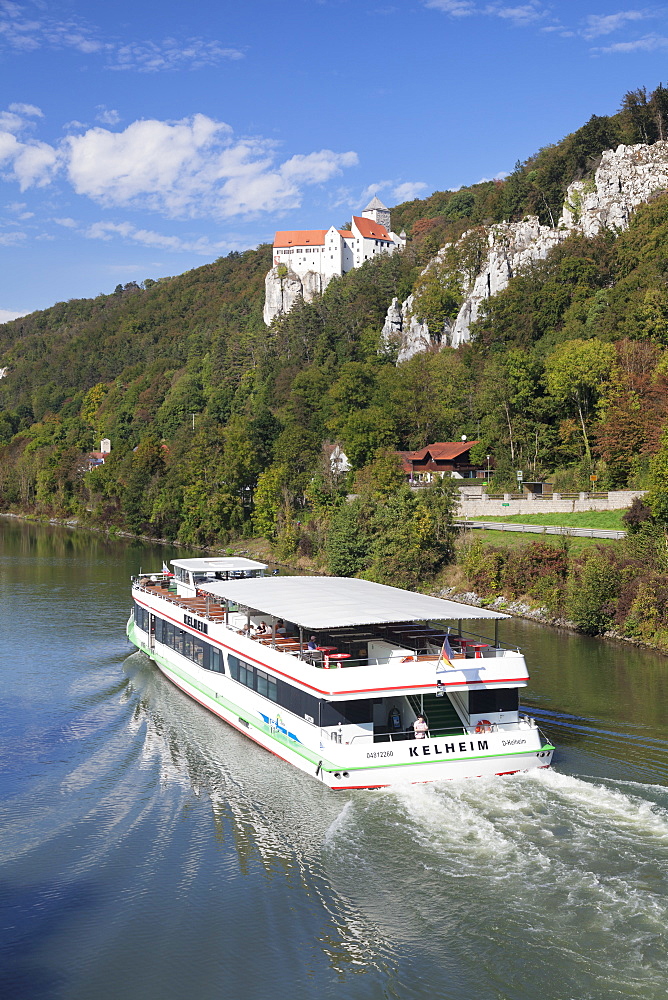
128 618 554 790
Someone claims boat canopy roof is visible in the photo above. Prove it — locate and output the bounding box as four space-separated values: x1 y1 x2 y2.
197 576 509 629
171 557 267 573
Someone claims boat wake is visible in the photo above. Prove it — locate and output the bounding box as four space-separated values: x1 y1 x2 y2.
323 768 668 999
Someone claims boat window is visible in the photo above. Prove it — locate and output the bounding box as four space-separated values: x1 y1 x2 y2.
228 653 317 719
320 699 374 727
134 602 149 632
210 647 224 673
153 615 219 672
256 669 278 702
468 688 519 715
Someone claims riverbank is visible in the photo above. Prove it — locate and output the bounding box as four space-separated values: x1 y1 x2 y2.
2 509 664 656
435 581 648 650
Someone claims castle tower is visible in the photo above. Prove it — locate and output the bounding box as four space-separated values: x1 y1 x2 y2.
362 194 391 232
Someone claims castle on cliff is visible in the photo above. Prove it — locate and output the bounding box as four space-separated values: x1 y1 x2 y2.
264 196 406 325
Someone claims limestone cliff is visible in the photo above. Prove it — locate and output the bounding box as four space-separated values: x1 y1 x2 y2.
561 141 668 236
383 139 668 359
380 295 431 362
448 218 567 348
263 267 331 326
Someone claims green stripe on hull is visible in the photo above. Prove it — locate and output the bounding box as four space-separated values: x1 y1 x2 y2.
127 618 331 770
126 618 551 777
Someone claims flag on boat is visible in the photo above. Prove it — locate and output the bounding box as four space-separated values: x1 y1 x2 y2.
162 561 170 574
436 634 455 672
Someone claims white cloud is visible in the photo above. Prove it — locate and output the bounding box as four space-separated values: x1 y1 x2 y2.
485 3 545 26
8 102 42 117
12 140 58 189
0 2 101 53
0 108 359 220
0 307 29 321
358 179 428 204
359 180 393 203
53 217 78 228
95 106 121 126
65 115 358 218
0 103 58 189
582 10 649 40
0 230 27 245
392 181 428 201
425 0 546 22
595 32 668 52
425 0 476 15
0 4 243 70
0 110 25 133
109 38 244 72
84 220 234 255
475 170 510 183
281 150 358 184
7 200 32 218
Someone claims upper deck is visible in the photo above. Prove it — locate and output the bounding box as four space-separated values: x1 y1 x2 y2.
131 569 528 699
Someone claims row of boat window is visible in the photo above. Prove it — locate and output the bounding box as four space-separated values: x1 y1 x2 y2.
228 652 375 727
159 617 224 673
134 606 225 673
229 655 278 703
134 604 378 727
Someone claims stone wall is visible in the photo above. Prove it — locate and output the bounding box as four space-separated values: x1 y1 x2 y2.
456 490 645 518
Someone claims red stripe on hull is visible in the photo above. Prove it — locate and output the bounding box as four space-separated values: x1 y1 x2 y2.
134 596 526 697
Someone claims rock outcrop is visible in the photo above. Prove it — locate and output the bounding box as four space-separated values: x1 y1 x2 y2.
383 140 668 356
561 141 668 237
448 218 567 347
380 294 431 362
263 267 331 326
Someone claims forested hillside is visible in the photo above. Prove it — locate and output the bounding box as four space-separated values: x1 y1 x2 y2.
4 84 668 625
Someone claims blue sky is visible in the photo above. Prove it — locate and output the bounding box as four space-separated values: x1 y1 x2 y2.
2 0 668 319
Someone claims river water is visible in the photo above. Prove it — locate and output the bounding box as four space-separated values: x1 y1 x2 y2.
1 519 667 1000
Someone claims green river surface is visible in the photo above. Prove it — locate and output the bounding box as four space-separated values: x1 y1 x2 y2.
1 517 667 1000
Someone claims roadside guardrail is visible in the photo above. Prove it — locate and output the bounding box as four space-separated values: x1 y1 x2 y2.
454 521 626 540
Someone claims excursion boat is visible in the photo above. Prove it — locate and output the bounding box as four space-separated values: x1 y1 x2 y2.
127 558 554 789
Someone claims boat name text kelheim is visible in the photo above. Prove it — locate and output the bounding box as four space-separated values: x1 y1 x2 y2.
184 614 208 634
408 738 491 758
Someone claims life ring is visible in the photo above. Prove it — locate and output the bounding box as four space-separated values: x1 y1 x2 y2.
401 655 415 662
475 719 492 734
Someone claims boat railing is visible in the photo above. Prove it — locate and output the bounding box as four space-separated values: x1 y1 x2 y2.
130 581 522 662
346 725 471 745
346 719 538 744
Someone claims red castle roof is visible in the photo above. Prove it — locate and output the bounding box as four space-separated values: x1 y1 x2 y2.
352 216 392 240
274 229 328 248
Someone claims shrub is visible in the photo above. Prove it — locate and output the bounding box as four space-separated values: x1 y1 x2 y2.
462 539 507 594
501 540 569 597
566 550 620 634
622 497 654 533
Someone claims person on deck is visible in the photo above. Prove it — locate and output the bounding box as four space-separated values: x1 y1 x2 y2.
307 636 317 650
413 715 429 739
276 620 287 636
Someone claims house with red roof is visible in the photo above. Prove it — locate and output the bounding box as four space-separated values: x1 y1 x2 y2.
398 441 486 482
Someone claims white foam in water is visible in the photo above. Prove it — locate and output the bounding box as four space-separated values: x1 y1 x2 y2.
323 769 668 996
